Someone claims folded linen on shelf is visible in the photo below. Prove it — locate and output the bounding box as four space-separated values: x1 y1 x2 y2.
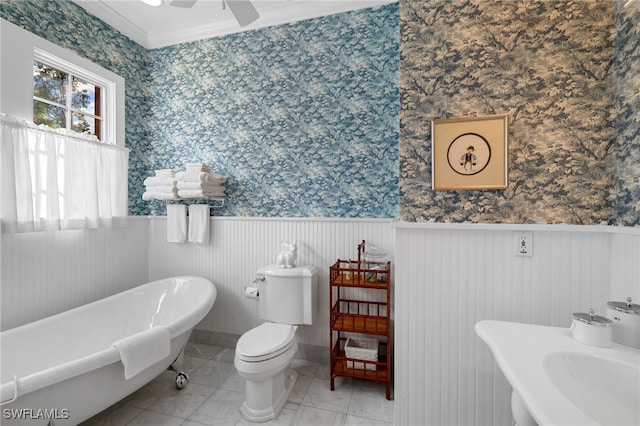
144 176 177 187
166 204 187 243
176 171 226 183
176 180 224 190
142 192 179 201
188 204 210 244
177 188 226 199
144 184 178 194
185 163 211 172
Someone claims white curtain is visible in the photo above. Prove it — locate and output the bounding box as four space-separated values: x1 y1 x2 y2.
1 114 129 233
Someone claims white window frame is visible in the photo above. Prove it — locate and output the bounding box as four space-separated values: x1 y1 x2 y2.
1 19 125 148
33 47 117 145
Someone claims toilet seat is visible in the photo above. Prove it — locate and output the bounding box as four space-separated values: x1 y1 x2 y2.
236 323 296 362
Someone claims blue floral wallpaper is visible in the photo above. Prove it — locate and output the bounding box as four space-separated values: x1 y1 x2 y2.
613 3 640 227
141 4 399 217
400 0 623 224
2 0 638 225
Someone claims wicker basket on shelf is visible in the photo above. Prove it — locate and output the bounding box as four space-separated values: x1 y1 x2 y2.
345 336 378 371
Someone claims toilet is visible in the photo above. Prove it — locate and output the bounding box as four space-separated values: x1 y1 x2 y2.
234 265 318 422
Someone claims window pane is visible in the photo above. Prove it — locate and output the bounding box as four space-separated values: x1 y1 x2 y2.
34 100 66 129
33 61 67 105
72 76 101 117
72 112 99 137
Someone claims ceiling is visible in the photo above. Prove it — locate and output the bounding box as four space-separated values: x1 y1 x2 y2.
72 0 397 49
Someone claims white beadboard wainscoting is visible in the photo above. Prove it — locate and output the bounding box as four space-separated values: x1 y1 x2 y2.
610 228 640 300
147 216 396 350
393 223 640 426
0 218 149 331
2 216 638 426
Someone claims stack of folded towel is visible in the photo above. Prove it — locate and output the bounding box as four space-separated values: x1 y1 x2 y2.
142 169 178 200
176 163 226 199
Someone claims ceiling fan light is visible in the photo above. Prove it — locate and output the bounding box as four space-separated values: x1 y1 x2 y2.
141 0 162 6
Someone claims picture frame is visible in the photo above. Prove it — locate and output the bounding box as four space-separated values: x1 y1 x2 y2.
431 114 509 190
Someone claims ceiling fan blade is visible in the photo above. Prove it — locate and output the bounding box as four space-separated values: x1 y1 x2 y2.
170 0 197 8
225 0 259 27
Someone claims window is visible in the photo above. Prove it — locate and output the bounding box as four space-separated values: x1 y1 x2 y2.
33 60 103 140
1 23 128 233
31 48 118 145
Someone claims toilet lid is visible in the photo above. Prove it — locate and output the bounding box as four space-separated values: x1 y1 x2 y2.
236 323 296 360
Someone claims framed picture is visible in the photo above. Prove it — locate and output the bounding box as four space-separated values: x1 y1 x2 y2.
431 114 509 190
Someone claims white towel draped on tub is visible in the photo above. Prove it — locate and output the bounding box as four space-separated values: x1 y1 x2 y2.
112 326 170 380
188 204 210 244
166 204 187 243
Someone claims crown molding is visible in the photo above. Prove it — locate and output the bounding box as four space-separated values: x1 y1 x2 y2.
73 0 397 50
72 0 149 47
146 15 250 48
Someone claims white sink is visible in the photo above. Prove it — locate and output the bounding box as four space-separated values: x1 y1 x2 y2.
476 320 640 426
543 352 640 425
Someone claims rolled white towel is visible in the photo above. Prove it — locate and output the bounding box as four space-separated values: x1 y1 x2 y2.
144 185 178 194
177 188 226 199
144 176 177 186
176 180 225 190
142 191 180 200
176 171 226 183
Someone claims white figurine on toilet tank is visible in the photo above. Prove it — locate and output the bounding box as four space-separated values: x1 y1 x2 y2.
276 241 297 268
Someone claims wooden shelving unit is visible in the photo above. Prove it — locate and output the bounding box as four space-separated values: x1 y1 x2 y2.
329 240 392 400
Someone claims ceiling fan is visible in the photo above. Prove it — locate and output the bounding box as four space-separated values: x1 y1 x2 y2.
141 0 260 27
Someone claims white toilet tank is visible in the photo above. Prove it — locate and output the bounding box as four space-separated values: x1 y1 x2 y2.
257 265 318 325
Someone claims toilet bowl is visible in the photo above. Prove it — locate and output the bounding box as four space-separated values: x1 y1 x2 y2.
234 323 299 422
234 265 318 422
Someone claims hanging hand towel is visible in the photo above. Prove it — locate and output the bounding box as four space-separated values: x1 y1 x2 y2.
166 204 187 243
188 204 210 244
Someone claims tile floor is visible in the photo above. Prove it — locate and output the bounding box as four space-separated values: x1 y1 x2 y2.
82 342 394 425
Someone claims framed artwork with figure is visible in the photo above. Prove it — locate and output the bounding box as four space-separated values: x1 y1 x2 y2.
431 114 509 190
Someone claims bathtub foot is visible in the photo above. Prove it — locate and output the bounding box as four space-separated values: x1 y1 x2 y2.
168 347 190 389
175 371 189 389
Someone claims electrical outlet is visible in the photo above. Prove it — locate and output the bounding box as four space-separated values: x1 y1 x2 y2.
514 232 533 257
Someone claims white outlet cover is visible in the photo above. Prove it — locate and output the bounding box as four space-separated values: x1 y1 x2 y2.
514 232 533 257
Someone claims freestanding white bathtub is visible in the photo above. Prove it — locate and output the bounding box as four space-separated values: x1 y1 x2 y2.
0 276 216 425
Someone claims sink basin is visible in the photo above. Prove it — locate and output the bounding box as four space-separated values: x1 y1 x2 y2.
544 352 640 426
476 320 640 426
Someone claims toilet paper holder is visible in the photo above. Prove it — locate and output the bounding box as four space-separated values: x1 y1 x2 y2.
245 276 264 299
245 286 259 299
